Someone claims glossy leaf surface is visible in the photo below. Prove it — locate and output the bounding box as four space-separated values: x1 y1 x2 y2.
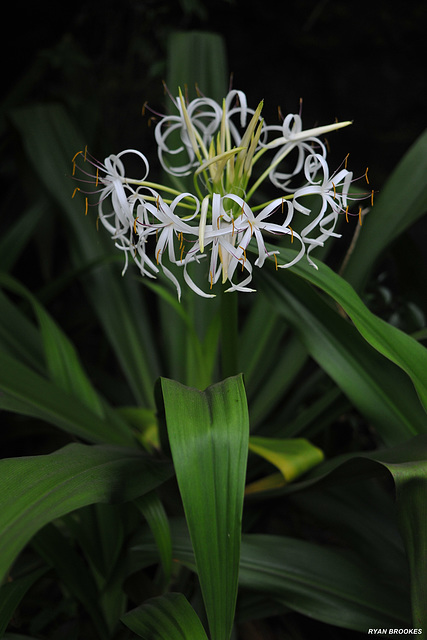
122 592 209 639
160 375 249 640
0 444 173 584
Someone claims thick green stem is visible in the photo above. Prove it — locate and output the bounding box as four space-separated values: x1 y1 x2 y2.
220 289 239 380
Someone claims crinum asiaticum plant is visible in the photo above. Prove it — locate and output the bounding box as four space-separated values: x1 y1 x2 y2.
72 87 371 299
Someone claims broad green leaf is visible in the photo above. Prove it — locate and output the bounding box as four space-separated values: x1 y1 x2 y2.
166 31 228 103
264 249 427 415
59 503 128 633
0 289 45 374
274 386 349 440
247 437 324 492
121 592 209 640
0 567 47 637
239 294 286 390
159 375 249 640
131 517 411 632
303 254 427 411
260 265 427 444
10 104 159 407
0 443 173 585
342 128 427 290
386 455 427 632
61 504 125 582
135 490 172 587
286 482 407 580
0 349 136 446
246 334 309 428
31 524 109 639
0 272 104 417
262 434 427 629
0 200 45 272
238 533 410 631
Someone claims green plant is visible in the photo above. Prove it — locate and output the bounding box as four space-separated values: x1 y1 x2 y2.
1 30 426 640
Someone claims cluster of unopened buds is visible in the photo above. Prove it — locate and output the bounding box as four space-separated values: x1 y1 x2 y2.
72 87 373 299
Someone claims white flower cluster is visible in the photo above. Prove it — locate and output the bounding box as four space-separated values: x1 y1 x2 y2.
72 89 368 299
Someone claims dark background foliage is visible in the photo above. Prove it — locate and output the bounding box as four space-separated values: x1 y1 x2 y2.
5 0 426 186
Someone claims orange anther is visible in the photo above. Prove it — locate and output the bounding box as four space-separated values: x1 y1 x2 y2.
288 226 294 243
358 206 362 225
365 167 369 184
71 150 82 164
345 206 349 222
239 246 247 270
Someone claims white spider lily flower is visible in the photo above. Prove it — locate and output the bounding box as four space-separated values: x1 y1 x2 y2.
198 195 210 253
154 92 222 176
72 148 150 228
135 191 201 300
71 148 149 239
154 89 263 179
263 114 353 148
100 150 149 211
293 153 353 266
231 195 305 269
252 114 352 193
73 87 365 300
182 193 254 297
84 150 155 277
